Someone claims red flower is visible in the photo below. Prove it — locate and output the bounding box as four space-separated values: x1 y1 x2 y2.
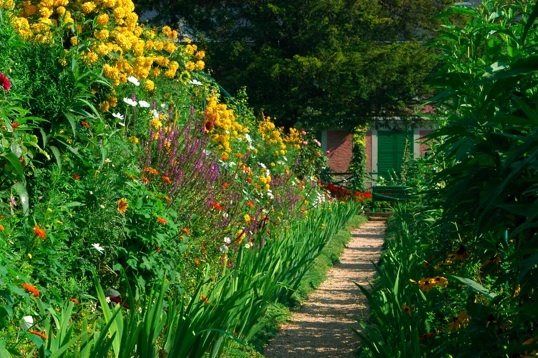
211 203 223 210
70 297 80 304
33 225 46 239
72 173 80 180
22 283 40 297
80 121 90 129
0 73 11 92
157 217 167 225
11 121 20 129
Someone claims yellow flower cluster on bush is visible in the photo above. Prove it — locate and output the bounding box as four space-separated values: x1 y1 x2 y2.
204 95 248 155
5 0 205 100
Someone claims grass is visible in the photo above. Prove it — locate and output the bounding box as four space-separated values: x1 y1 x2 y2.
221 213 369 357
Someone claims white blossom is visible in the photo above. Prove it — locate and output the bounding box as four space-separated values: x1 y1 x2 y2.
92 243 105 253
21 316 33 330
139 100 150 108
123 97 137 107
188 79 203 86
112 112 124 120
127 76 140 86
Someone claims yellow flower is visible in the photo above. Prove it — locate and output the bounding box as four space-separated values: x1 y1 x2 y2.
244 214 251 223
99 101 110 112
185 61 195 71
150 119 162 130
96 13 109 26
129 136 139 144
70 36 78 46
81 1 96 13
117 198 128 213
195 50 205 59
195 60 205 70
144 79 155 91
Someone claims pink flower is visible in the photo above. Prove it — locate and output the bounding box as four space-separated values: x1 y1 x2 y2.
0 73 11 92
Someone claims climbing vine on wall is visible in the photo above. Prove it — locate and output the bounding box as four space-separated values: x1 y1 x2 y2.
348 126 367 191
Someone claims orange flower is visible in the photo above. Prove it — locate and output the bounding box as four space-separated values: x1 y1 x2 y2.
220 154 229 161
246 201 255 208
0 224 4 231
72 173 80 180
29 330 47 340
200 295 209 304
22 283 39 297
117 198 128 213
194 257 201 266
70 298 80 304
246 177 252 183
140 177 150 184
143 167 159 175
155 245 161 253
222 182 229 188
11 121 20 129
33 225 46 239
211 203 223 211
157 217 167 225
181 227 190 235
161 175 172 184
80 121 90 129
204 120 214 133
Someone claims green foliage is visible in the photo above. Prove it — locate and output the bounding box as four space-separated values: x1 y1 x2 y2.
357 1 538 356
135 0 451 129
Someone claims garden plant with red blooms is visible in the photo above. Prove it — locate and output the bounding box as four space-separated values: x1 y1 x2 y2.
0 73 10 92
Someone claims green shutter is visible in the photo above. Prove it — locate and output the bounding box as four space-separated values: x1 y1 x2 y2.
377 130 413 179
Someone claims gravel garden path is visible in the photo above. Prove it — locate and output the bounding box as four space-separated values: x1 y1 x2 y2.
263 216 387 357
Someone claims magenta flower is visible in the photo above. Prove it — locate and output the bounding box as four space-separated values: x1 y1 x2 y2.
0 73 11 92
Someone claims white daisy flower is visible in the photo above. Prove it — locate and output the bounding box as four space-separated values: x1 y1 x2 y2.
112 112 124 120
92 243 105 253
123 97 137 107
224 237 231 244
127 76 140 86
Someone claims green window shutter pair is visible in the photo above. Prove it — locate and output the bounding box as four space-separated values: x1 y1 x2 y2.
377 130 413 179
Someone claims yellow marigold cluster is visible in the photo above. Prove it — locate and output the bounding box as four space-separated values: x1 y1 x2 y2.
7 0 205 100
259 175 272 191
205 95 248 155
258 116 288 157
284 127 303 150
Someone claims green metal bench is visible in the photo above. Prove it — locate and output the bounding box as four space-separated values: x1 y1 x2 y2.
371 185 412 213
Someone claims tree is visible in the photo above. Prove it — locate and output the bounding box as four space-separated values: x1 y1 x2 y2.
135 0 452 129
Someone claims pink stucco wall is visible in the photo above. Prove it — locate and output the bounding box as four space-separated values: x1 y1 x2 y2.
419 129 435 156
326 131 353 172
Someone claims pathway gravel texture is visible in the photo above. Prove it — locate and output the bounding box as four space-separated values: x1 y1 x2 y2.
263 216 386 357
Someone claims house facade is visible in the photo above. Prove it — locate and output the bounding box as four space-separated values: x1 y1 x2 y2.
321 121 435 188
